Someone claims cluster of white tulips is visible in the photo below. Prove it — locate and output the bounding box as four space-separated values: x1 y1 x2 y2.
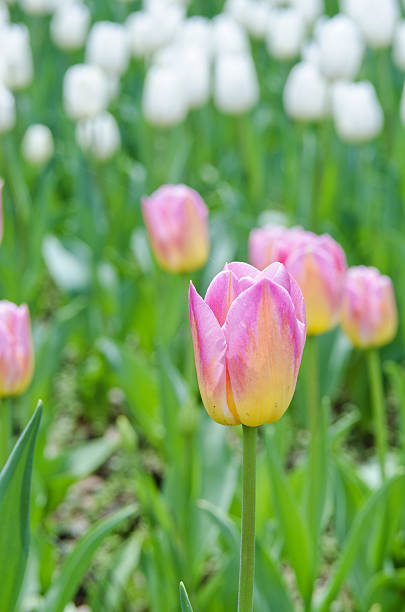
2 0 405 157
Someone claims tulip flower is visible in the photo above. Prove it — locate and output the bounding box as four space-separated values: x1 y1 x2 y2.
189 261 306 427
341 266 397 349
249 226 347 335
142 184 209 273
0 301 34 397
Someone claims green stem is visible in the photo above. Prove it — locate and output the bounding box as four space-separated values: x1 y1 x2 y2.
367 349 387 481
238 425 257 612
0 399 11 469
306 336 319 444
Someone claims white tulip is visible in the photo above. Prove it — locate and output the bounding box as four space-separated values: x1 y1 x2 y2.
393 22 405 71
302 40 321 66
63 64 109 121
316 15 364 81
126 4 183 57
19 0 55 14
0 24 33 90
283 61 329 121
143 64 188 126
0 83 15 133
212 14 249 55
341 0 399 49
292 0 323 25
214 52 259 114
76 112 121 161
50 2 90 51
86 22 130 76
266 8 305 60
22 124 54 166
226 0 271 39
178 17 213 55
332 81 384 143
0 3 9 25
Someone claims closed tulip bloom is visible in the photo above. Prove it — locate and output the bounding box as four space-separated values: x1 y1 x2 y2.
0 301 34 396
249 225 313 270
0 24 33 90
316 15 364 81
143 64 188 126
51 2 90 51
86 22 130 76
22 124 54 166
341 0 399 49
214 52 259 115
76 112 121 161
63 64 109 121
189 262 306 426
266 8 305 61
332 81 383 144
283 62 329 122
341 267 397 348
0 83 15 133
393 22 405 71
142 184 209 273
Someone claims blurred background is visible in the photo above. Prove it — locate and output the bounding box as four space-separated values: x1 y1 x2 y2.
1 0 405 610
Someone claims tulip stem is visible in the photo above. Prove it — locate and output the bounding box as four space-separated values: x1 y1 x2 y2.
0 399 11 469
238 425 257 612
367 349 387 481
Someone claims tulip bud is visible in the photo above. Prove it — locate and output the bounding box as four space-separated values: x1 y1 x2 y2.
331 81 383 144
393 22 405 71
315 15 364 81
0 301 34 397
266 8 305 61
76 112 121 161
283 62 329 122
293 0 323 26
51 2 90 51
0 24 33 90
341 0 398 49
0 83 15 133
86 21 130 77
225 0 271 39
212 14 249 55
63 64 109 121
189 262 306 426
22 124 54 166
214 52 259 115
249 226 346 335
341 266 398 349
142 184 209 273
20 0 55 15
143 64 188 126
178 17 213 55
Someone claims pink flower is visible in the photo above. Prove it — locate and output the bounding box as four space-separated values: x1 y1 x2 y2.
142 184 209 273
341 266 397 348
189 262 306 427
249 226 347 335
0 301 34 396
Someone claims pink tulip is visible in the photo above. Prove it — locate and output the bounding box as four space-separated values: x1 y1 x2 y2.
189 262 306 427
0 301 34 396
142 184 209 273
249 226 346 335
341 266 397 348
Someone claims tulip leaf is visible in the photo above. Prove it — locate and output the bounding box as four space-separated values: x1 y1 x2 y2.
0 401 42 612
317 473 405 612
264 426 314 605
179 581 194 612
40 504 137 612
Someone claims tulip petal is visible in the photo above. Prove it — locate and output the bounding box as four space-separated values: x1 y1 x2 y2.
189 282 240 425
205 269 241 326
225 261 259 280
224 278 305 427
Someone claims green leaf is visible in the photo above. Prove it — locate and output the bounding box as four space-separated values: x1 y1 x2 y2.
264 427 314 605
317 474 405 612
39 505 137 612
0 401 42 612
179 581 194 612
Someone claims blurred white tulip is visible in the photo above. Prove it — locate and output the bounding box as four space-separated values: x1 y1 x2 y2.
212 14 249 55
86 22 130 76
51 2 90 51
76 112 121 161
0 24 33 90
283 61 329 121
22 124 54 166
0 3 9 25
143 64 188 126
332 81 384 143
341 0 399 49
19 0 54 14
126 4 183 57
316 15 364 81
226 0 271 39
293 0 323 25
63 64 109 121
266 8 305 60
0 83 15 133
214 52 259 114
393 22 405 71
178 17 213 54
